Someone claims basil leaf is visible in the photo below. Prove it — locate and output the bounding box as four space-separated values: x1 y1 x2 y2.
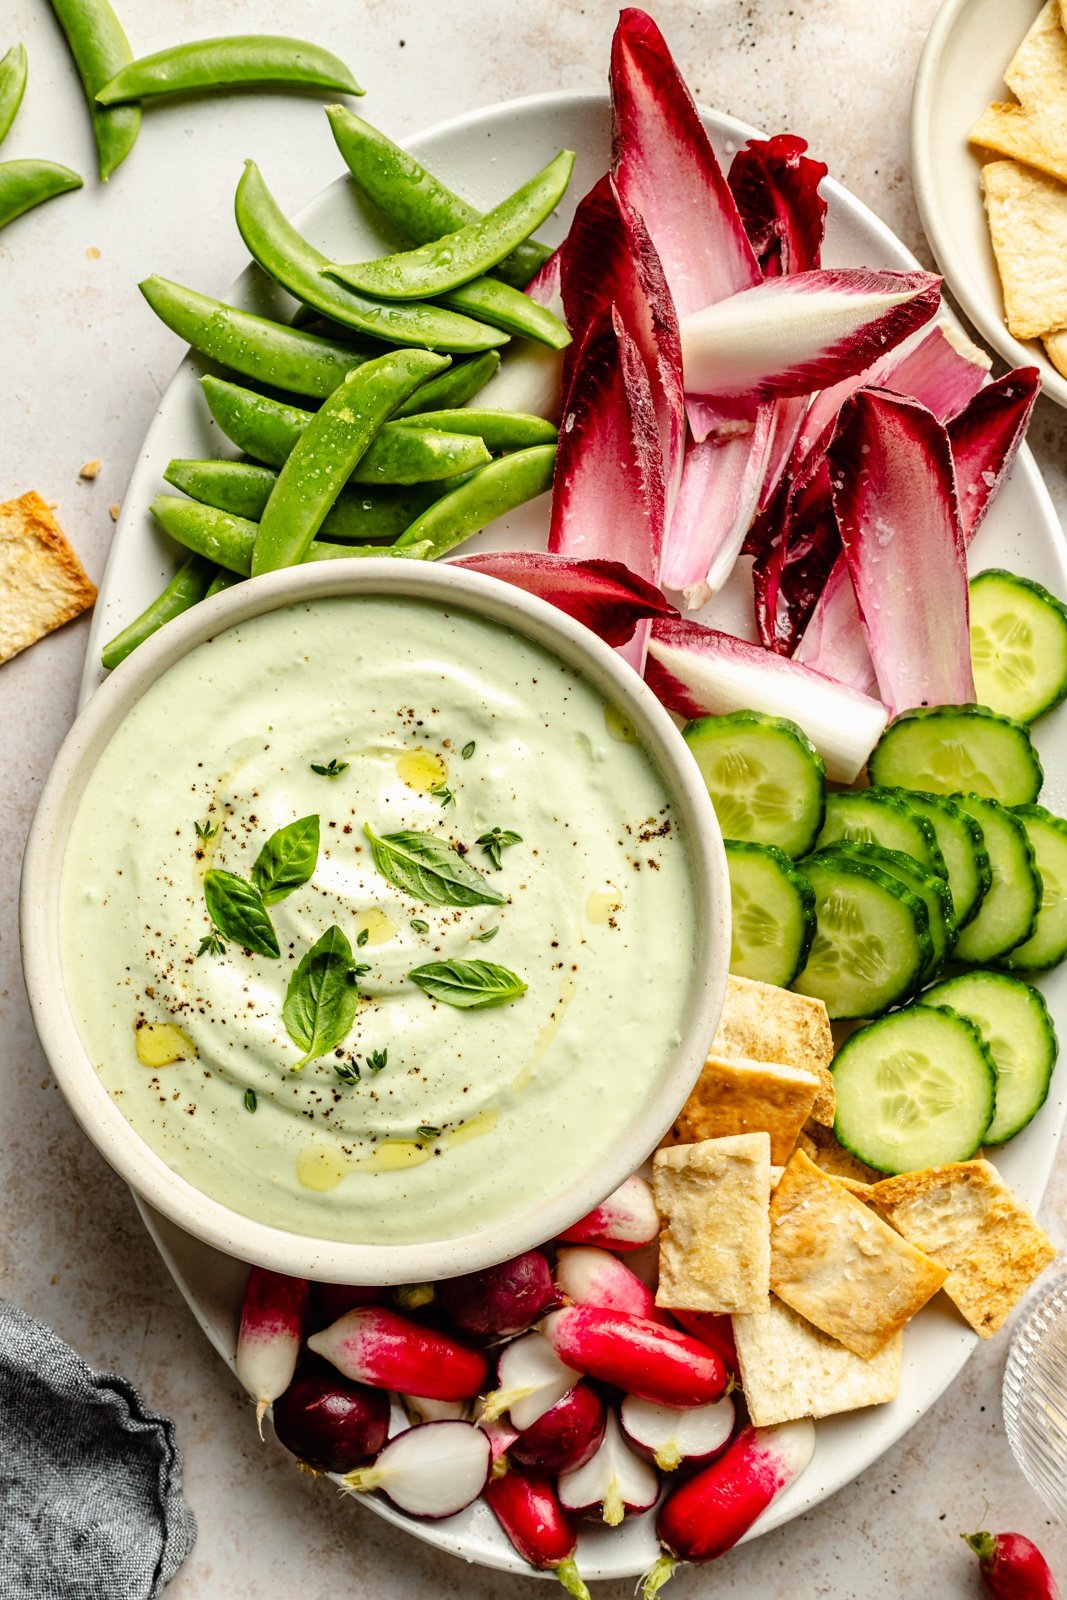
203 869 279 958
364 824 505 908
409 959 526 1009
282 924 361 1071
251 814 320 906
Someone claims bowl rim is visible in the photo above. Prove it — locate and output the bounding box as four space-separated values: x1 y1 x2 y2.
21 556 729 1283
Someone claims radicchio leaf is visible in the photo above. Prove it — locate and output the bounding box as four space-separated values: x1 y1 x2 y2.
948 366 1040 542
450 552 677 646
726 133 828 276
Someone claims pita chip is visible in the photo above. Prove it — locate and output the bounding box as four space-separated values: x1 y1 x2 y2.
733 1295 902 1426
970 3 1067 187
653 1133 771 1315
0 491 96 664
713 974 835 1125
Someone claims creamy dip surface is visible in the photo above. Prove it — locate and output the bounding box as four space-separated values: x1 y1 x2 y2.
59 595 697 1245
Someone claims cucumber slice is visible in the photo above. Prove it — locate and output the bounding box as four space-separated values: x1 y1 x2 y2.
814 788 947 879
868 705 1043 805
924 970 1057 1144
725 840 816 986
793 854 932 1018
832 1004 996 1173
884 788 991 929
1001 805 1067 971
952 795 1041 964
812 840 957 978
683 711 825 856
970 568 1067 724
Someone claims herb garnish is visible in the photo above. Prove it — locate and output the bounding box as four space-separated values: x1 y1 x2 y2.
251 815 319 906
197 929 227 958
409 959 527 1010
334 1060 361 1086
472 926 499 943
282 925 361 1071
194 818 219 841
417 1125 441 1140
363 823 505 908
476 827 523 871
356 926 370 948
311 757 348 778
203 869 279 958
367 1048 388 1074
461 741 476 760
243 1088 257 1113
430 782 455 807
351 963 371 978
410 918 429 934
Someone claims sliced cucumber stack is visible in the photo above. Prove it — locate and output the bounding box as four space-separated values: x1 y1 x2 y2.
1002 805 1067 971
952 795 1041 964
885 788 991 929
970 568 1067 724
924 970 1058 1145
814 787 946 879
832 1005 996 1173
724 840 815 986
868 704 1043 805
813 840 957 978
793 854 932 1018
683 711 825 856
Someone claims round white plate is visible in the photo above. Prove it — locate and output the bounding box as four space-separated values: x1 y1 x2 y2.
75 90 1067 1581
911 0 1067 407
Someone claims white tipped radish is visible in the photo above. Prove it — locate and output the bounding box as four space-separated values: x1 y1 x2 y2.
667 1309 738 1374
510 1381 606 1475
343 1420 490 1519
436 1249 556 1338
307 1306 487 1400
541 1306 728 1409
559 1409 659 1527
401 1393 470 1425
484 1467 592 1597
481 1329 579 1430
620 1394 735 1472
555 1245 656 1321
555 1175 659 1251
235 1267 309 1437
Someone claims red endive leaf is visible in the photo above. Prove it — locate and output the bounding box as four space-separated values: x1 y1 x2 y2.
662 407 776 602
750 455 840 654
450 553 677 646
793 558 876 693
948 366 1040 542
727 133 828 276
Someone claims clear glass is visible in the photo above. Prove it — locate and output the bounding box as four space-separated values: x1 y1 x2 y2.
1003 1271 1067 1523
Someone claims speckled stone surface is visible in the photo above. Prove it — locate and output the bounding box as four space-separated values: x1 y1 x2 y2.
1 1 1065 1594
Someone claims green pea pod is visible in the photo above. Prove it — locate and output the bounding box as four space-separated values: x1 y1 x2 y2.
199 376 490 482
205 568 241 599
0 44 27 149
392 409 557 449
96 35 363 105
100 554 216 670
150 495 428 574
395 444 556 558
164 458 447 541
325 105 550 290
392 351 500 416
437 276 570 350
0 160 82 233
50 0 140 181
141 277 370 399
252 347 448 574
235 161 507 355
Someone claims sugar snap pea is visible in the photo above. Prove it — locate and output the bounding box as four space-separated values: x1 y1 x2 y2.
0 44 27 149
252 347 447 574
329 150 574 301
50 0 140 181
205 568 240 598
141 277 371 399
392 351 500 416
394 444 556 558
437 275 570 350
392 408 557 449
150 496 429 575
96 35 362 106
325 105 551 290
100 554 216 669
235 161 506 355
0 160 82 233
164 458 446 541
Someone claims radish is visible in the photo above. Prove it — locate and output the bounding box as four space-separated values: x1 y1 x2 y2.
401 1394 470 1425
644 1419 815 1593
343 1420 490 1519
555 1245 666 1323
483 1467 592 1598
271 1360 390 1473
480 1328 579 1429
620 1393 735 1472
541 1307 728 1408
963 1531 1061 1600
510 1380 606 1475
667 1309 738 1374
235 1267 310 1436
393 1282 434 1312
555 1175 659 1251
481 1415 520 1462
307 1306 487 1400
435 1248 557 1338
452 553 676 649
311 1283 383 1330
558 1408 659 1526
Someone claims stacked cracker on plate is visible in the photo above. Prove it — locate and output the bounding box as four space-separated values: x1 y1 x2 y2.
652 976 1056 1427
970 1 1067 373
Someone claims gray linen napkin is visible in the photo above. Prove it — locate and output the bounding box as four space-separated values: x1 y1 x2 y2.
0 1298 196 1599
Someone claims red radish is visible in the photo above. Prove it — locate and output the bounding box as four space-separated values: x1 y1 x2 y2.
235 1267 310 1436
393 1282 434 1312
510 1381 606 1475
452 553 676 648
402 1394 470 1425
343 1420 490 1519
434 1249 556 1339
620 1393 735 1472
271 1360 389 1473
480 1415 520 1462
555 1245 666 1324
668 1309 738 1374
307 1306 487 1400
644 1419 815 1593
963 1531 1061 1599
555 1175 659 1251
481 1328 579 1430
541 1306 727 1408
949 368 1040 542
311 1283 383 1329
483 1467 592 1598
727 133 828 278
559 1408 659 1526
644 616 887 784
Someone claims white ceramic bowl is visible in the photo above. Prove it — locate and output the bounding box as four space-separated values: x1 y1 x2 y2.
21 558 728 1284
911 0 1067 406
